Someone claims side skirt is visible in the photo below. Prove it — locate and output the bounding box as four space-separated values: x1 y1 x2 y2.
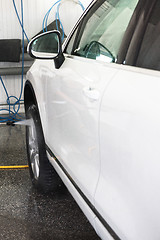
46 144 121 240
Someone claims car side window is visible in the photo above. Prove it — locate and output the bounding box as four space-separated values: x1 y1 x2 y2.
66 0 138 63
136 1 160 71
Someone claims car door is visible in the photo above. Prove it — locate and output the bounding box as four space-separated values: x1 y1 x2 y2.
45 0 139 206
94 1 160 240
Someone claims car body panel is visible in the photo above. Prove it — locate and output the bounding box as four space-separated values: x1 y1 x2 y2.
25 0 160 239
26 47 160 240
26 61 48 137
45 54 118 204
47 149 97 233
96 66 160 239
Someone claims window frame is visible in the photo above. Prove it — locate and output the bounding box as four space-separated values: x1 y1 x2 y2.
63 0 104 55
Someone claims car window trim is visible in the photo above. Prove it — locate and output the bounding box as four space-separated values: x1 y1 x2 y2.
63 0 105 55
71 0 106 55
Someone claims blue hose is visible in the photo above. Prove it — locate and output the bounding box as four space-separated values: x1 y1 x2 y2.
55 2 64 41
0 0 26 123
12 0 29 43
43 0 85 41
78 0 85 11
42 0 61 32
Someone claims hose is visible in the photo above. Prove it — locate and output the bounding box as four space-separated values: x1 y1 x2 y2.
0 0 28 123
43 0 85 41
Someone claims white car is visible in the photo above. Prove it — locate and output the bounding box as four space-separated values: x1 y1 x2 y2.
24 0 160 239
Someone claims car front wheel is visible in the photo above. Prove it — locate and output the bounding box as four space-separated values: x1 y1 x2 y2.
26 104 61 193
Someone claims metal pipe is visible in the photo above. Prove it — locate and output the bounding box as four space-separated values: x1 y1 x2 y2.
0 66 30 76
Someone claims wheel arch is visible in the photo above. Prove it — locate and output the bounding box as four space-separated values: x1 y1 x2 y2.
24 79 48 142
24 80 38 112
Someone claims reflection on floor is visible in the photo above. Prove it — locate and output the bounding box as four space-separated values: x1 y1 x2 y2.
0 124 100 240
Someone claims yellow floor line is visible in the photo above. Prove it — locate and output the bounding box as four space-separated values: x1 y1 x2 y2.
0 165 29 169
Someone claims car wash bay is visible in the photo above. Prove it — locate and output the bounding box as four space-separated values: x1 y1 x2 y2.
0 1 100 238
0 124 100 240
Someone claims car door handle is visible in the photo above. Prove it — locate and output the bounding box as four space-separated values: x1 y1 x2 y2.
83 87 100 101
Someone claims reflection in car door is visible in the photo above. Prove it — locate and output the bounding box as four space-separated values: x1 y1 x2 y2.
46 55 118 204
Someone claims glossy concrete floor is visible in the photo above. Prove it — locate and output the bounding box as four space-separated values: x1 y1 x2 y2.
0 124 100 240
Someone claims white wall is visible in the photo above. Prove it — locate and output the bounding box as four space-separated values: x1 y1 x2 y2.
0 0 91 114
0 0 91 39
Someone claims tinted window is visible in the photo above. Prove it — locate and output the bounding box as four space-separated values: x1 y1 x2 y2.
66 0 138 63
136 1 160 71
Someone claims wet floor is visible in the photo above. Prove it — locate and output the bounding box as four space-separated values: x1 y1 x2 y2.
0 124 100 240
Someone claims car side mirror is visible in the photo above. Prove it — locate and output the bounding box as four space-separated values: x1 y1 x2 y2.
27 30 65 69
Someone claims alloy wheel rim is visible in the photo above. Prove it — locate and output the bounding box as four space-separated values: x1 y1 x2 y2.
28 119 40 180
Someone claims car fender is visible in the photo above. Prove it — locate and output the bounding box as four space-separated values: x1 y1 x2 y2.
25 61 48 138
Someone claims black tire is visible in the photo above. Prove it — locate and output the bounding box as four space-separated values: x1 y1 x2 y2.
26 104 61 193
